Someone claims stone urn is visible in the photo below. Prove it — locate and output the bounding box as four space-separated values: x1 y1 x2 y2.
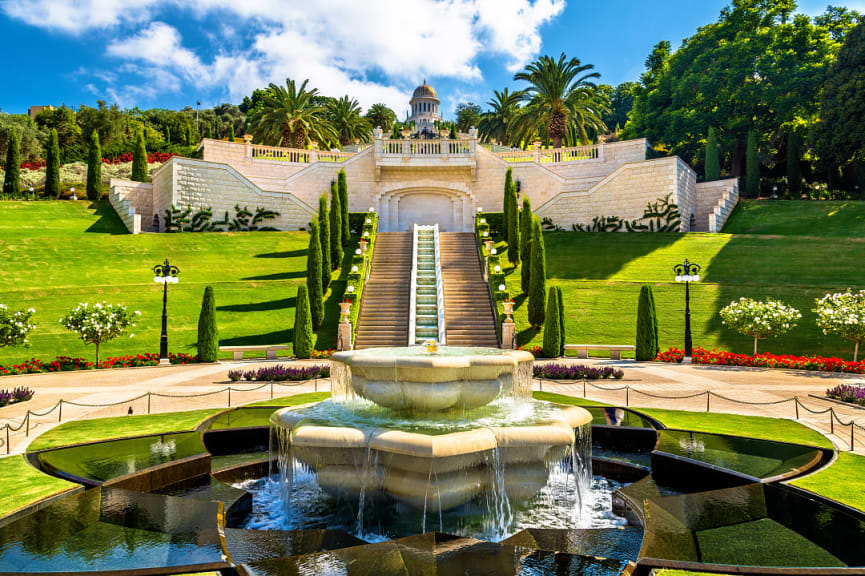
359 238 369 254
339 301 352 322
484 238 494 252
502 300 515 322
243 134 253 144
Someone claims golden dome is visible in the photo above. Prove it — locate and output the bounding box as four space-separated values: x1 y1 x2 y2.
411 80 439 101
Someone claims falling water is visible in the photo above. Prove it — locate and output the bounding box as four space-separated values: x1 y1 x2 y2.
512 358 534 402
486 445 513 540
329 360 354 402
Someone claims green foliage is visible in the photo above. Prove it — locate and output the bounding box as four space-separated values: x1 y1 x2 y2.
520 197 533 293
228 123 235 141
572 194 680 232
196 285 218 362
455 102 482 133
293 285 313 359
61 301 139 363
86 130 102 200
705 127 720 181
542 287 561 358
0 304 35 348
745 129 760 198
635 285 659 361
318 195 331 290
556 285 565 355
327 96 372 146
720 297 801 354
45 128 60 198
3 128 20 197
449 125 457 139
329 181 343 269
787 130 802 196
306 220 324 330
338 169 349 246
365 103 397 133
248 78 337 148
131 129 147 182
507 182 520 265
528 216 546 328
478 89 522 146
601 81 639 133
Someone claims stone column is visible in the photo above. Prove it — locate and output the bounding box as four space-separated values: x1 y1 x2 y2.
501 320 516 349
337 320 353 351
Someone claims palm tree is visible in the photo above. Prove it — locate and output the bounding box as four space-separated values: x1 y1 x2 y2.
512 53 607 148
365 103 397 133
328 96 373 146
478 88 523 147
248 78 336 149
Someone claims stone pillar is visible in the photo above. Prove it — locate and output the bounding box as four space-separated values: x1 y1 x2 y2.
337 320 353 351
501 320 516 349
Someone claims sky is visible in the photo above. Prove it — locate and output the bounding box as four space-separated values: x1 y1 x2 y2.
0 0 862 118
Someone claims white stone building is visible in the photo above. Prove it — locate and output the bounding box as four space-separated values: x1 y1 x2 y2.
407 81 442 138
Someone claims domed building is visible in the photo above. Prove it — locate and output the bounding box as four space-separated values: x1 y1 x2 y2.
408 80 441 137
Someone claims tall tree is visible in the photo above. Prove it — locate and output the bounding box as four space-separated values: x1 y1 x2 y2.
318 195 332 291
503 167 514 243
294 285 314 359
228 123 235 141
338 169 349 245
506 175 520 265
745 129 760 197
365 103 397 133
3 128 20 197
164 125 171 144
542 287 561 358
455 102 482 133
86 130 102 200
705 127 720 181
512 53 607 148
197 285 219 362
329 181 343 269
45 128 60 199
327 96 372 146
478 88 523 146
131 129 148 182
556 285 565 356
307 220 324 330
527 216 546 329
520 197 533 293
635 285 659 361
787 130 802 196
248 78 337 148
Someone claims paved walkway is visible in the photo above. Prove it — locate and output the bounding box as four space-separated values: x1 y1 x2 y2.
0 358 862 455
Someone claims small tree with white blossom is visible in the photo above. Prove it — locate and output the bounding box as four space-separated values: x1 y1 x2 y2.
0 304 36 348
719 297 801 355
61 302 140 363
814 290 865 362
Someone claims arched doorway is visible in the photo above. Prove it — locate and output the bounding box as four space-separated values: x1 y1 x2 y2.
377 187 475 232
398 192 454 231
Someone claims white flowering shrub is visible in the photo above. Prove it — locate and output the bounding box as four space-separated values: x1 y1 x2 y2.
0 304 36 348
719 297 801 355
815 290 865 361
61 302 140 362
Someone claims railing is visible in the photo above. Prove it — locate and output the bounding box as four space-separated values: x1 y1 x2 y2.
408 224 419 345
433 225 447 345
376 138 476 159
408 224 446 346
249 143 354 164
496 144 603 164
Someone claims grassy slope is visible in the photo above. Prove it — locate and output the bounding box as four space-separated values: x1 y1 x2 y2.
723 200 865 237
0 201 352 363
0 455 77 517
791 452 865 512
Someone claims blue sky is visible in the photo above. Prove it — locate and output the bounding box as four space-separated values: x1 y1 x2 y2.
0 0 862 118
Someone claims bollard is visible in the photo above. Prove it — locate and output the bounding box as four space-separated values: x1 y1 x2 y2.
228 388 232 408
5 426 8 455
539 379 543 392
315 379 318 393
625 387 629 407
852 424 855 452
706 392 710 412
795 398 799 420
147 393 151 415
25 412 30 437
58 400 63 422
270 381 274 400
830 410 834 434
583 380 586 398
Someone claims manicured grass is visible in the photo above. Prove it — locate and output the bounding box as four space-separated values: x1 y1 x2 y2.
532 391 610 406
0 200 353 364
638 408 833 449
791 452 865 512
28 408 221 451
723 200 865 237
0 455 77 517
249 391 331 407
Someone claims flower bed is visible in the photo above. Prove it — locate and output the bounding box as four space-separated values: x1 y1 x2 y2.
228 364 330 382
655 347 865 374
102 152 177 164
0 353 199 376
0 387 34 406
534 363 624 380
826 384 865 407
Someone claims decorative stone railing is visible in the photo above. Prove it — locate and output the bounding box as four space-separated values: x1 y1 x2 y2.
375 138 476 158
249 143 354 164
495 144 603 164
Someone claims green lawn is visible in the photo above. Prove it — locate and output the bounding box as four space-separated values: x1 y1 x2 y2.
0 200 353 364
791 452 865 512
0 455 77 517
723 200 865 237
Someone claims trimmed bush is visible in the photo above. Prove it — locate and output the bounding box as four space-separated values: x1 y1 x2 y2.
228 124 235 141
787 130 802 197
45 128 60 199
306 220 325 330
504 167 514 239
528 216 546 329
318 195 332 290
329 181 343 270
294 285 314 359
705 127 719 181
197 285 219 362
86 130 102 200
338 169 349 246
745 129 759 198
635 285 659 361
164 125 171 144
520 197 533 292
557 285 565 356
506 171 520 266
132 129 147 182
542 287 561 358
3 128 20 197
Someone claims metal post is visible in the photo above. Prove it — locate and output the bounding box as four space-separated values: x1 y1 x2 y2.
795 398 799 420
583 379 586 398
25 412 30 437
851 424 855 451
270 381 274 400
539 379 543 392
706 391 710 412
315 379 318 393
147 392 151 414
228 388 232 407
5 426 8 454
684 280 692 358
830 410 834 434
160 279 169 361
625 387 629 407
58 400 63 422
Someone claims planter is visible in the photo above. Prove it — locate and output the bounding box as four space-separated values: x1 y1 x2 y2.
502 301 514 322
339 301 352 321
359 239 369 254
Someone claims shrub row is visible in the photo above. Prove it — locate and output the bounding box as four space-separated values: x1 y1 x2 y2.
534 363 624 380
655 347 865 374
228 363 330 382
0 353 199 376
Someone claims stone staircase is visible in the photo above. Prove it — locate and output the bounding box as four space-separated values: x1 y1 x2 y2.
439 233 499 347
709 180 740 232
354 232 412 349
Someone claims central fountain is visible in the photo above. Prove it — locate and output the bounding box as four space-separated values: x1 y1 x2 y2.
268 346 594 539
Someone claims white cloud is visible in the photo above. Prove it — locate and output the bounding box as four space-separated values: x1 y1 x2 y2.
0 0 153 33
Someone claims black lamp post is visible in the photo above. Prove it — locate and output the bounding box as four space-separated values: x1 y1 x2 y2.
153 259 180 365
673 259 701 363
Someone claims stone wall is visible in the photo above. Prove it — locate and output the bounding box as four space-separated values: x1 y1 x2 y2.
108 179 153 234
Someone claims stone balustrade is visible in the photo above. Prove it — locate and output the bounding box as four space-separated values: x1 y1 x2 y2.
249 143 354 164
496 144 603 164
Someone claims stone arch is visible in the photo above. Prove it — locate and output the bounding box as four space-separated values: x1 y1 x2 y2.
376 186 477 232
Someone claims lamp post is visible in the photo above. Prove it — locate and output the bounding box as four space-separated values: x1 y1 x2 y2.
673 259 701 363
153 259 180 365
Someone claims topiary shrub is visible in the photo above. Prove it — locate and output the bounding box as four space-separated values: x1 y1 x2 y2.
542 287 561 358
528 216 546 329
86 130 102 200
635 285 659 361
329 181 343 270
556 285 565 356
705 127 719 181
338 169 349 245
132 129 148 182
294 285 314 359
318 195 331 290
229 124 235 141
45 128 60 199
197 285 219 362
3 127 20 197
306 220 324 330
520 198 533 292
745 129 760 198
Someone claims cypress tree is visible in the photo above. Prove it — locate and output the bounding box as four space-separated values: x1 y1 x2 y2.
45 128 60 199
705 127 719 181
556 285 565 356
206 124 213 139
527 216 546 329
635 285 659 361
132 129 148 182
197 285 219 362
542 287 561 358
185 124 192 145
745 129 759 197
338 169 349 245
3 128 20 197
329 181 343 269
507 180 520 265
293 285 314 359
520 197 533 292
787 130 802 197
504 167 514 239
164 125 171 144
86 130 102 200
318 195 332 290
229 123 235 141
307 220 324 330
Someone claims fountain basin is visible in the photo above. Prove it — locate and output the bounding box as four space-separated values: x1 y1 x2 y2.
330 346 534 412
